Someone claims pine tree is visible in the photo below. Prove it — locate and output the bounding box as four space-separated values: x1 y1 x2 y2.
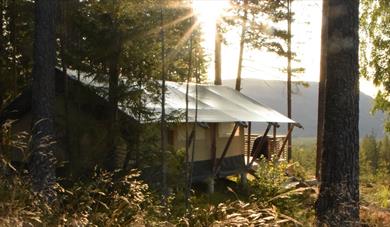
380 135 390 173
361 133 380 174
315 0 360 225
29 0 57 202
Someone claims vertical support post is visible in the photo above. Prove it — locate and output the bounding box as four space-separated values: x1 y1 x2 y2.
246 122 251 165
207 176 214 194
240 172 247 188
210 123 217 175
273 123 277 159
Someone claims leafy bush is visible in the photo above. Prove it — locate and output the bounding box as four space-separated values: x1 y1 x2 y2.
249 159 290 203
247 159 316 225
375 185 390 208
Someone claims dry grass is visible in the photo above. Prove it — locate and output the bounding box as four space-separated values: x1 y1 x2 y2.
360 205 390 226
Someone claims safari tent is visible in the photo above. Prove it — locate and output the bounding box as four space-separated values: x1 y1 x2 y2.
0 69 300 181
147 81 301 182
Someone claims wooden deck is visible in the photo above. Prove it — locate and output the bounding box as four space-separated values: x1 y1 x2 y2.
244 134 288 160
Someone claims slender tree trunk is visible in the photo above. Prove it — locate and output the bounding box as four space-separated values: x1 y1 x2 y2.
287 0 292 161
106 49 120 171
214 21 222 85
184 15 193 209
0 0 4 67
160 7 168 197
59 0 70 162
235 0 248 91
316 0 328 181
315 0 360 225
9 0 17 96
0 0 4 110
104 3 122 170
0 0 3 46
30 0 57 202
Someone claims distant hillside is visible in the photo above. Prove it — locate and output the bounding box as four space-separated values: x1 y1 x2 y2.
223 79 385 138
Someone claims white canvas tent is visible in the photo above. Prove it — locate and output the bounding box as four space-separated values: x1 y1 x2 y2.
146 81 300 182
64 68 300 181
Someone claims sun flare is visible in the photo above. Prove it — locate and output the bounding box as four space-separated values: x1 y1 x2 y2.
192 0 230 23
192 0 230 49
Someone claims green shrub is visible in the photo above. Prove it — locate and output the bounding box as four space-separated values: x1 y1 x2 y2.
249 159 290 203
374 185 390 208
247 159 316 225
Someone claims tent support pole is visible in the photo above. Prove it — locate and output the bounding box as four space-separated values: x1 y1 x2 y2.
246 122 251 164
210 123 217 174
213 122 239 176
276 124 295 159
247 123 272 169
272 123 280 160
272 124 276 159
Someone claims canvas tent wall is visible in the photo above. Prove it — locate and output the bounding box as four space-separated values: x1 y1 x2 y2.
169 122 245 181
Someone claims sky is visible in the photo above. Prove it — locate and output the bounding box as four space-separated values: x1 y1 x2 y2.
193 0 378 98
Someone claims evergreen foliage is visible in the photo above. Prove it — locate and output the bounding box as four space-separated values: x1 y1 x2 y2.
360 0 390 131
360 133 390 181
0 0 34 108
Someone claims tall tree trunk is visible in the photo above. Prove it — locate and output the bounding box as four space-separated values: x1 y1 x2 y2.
30 0 57 202
315 0 360 225
235 0 248 91
9 0 17 97
316 0 328 181
214 21 222 85
106 49 120 171
286 0 292 161
0 0 4 110
59 0 70 163
160 7 167 197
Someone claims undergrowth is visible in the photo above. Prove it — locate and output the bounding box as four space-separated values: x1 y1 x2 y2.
0 155 315 226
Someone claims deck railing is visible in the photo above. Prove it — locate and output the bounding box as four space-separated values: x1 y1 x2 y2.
245 134 287 160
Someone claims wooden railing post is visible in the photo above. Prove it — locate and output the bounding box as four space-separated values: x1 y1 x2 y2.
246 122 251 164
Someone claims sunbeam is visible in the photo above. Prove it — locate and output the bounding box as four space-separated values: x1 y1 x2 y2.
146 12 195 37
165 20 200 65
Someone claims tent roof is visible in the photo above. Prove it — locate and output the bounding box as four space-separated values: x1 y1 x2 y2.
63 69 296 124
147 81 296 124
